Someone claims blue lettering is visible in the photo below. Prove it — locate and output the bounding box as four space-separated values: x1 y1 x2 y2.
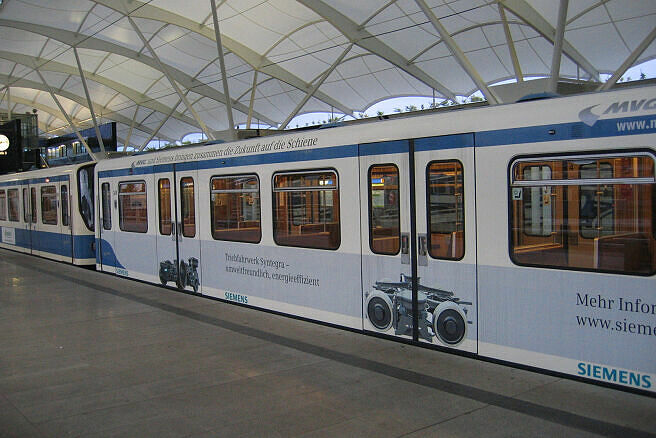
577 362 586 375
602 367 617 382
593 365 601 378
642 375 651 389
619 370 628 384
629 372 641 387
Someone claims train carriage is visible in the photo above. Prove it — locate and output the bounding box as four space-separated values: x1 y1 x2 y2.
0 163 96 265
94 85 656 393
2 84 653 394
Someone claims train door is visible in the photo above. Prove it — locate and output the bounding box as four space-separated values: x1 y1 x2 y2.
413 135 477 353
361 135 477 353
22 185 35 254
38 181 64 259
60 181 73 262
155 164 201 293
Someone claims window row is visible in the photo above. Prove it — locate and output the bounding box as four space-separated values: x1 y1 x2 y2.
0 185 69 226
101 170 342 250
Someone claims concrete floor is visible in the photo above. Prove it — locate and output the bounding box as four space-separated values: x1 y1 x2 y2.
0 249 654 438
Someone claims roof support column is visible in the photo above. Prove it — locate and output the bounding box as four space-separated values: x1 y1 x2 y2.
415 0 499 104
499 3 523 82
549 0 569 93
35 69 98 162
123 105 140 152
137 98 182 152
210 0 236 140
279 43 353 130
6 87 11 120
128 16 215 141
599 26 656 91
73 47 106 155
246 71 258 129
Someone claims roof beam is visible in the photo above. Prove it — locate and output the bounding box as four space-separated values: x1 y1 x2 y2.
34 69 98 162
279 43 353 130
599 26 656 91
128 16 215 141
549 0 569 93
89 0 354 118
0 19 277 127
499 4 523 82
415 0 499 104
210 0 235 140
499 0 600 81
73 47 107 154
297 0 457 102
0 73 177 143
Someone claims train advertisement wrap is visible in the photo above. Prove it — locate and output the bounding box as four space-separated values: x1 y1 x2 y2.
1 85 654 394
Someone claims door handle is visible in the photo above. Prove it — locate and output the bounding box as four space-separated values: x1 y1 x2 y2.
418 234 428 266
401 232 410 265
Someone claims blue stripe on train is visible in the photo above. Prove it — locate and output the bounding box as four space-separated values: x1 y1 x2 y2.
0 228 94 260
98 115 654 179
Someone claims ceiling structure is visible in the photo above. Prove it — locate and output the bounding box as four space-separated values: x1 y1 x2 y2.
0 0 655 152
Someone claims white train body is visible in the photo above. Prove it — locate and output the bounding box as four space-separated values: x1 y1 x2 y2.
0 163 96 265
2 85 654 394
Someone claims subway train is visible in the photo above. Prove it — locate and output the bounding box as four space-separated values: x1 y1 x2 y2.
1 85 654 394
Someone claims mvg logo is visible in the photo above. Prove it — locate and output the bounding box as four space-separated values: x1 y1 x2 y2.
579 98 656 126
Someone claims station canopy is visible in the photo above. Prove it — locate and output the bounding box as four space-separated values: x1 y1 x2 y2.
0 0 655 150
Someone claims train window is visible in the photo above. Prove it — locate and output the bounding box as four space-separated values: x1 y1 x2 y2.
23 188 30 223
579 162 614 238
158 179 172 236
0 190 6 221
41 186 58 225
521 165 553 237
30 188 36 224
210 174 261 243
61 185 69 226
368 165 400 255
510 153 656 275
78 166 94 231
8 189 19 222
180 177 195 238
101 183 112 230
118 181 147 233
427 161 464 260
273 170 340 250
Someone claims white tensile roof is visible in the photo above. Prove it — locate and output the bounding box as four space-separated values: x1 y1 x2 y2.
0 0 654 149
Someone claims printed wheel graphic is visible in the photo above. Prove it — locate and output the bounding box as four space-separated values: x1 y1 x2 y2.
159 272 167 286
178 261 188 290
366 292 393 331
433 302 467 345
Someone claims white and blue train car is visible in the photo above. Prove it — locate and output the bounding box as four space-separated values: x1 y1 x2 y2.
94 84 655 394
0 163 96 265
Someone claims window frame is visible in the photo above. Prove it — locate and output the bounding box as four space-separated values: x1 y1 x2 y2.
101 182 112 231
7 188 19 222
367 163 401 255
210 173 261 243
508 150 656 276
425 159 465 261
272 168 340 250
118 180 148 233
40 185 58 225
0 189 6 221
179 177 196 238
61 185 70 227
158 178 172 236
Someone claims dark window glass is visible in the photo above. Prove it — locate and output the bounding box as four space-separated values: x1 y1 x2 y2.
368 165 400 255
158 179 172 235
8 189 19 222
78 166 95 231
119 181 147 233
102 183 112 230
427 161 464 260
180 177 195 237
61 185 69 226
273 170 339 250
510 153 655 275
0 190 6 221
211 175 261 243
41 186 58 225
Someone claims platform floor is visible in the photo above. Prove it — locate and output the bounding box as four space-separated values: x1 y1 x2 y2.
0 249 654 438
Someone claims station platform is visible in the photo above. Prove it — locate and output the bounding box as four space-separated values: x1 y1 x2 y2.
0 249 654 438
